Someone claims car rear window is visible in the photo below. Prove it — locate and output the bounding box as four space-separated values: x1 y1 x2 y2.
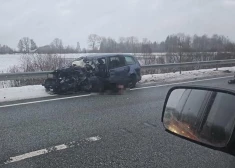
125 56 136 65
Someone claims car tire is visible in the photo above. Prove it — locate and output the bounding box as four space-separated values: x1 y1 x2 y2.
129 74 137 88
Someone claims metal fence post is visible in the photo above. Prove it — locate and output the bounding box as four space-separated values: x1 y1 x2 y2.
180 54 182 74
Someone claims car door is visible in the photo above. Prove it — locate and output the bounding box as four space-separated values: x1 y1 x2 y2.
124 55 141 79
108 55 130 84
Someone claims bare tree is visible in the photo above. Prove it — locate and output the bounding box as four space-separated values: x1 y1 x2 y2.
118 37 127 52
17 39 24 52
82 48 87 53
0 44 13 54
30 39 37 51
119 37 126 43
99 37 118 53
76 42 81 52
51 38 61 48
142 38 150 44
51 38 63 53
141 38 153 65
127 36 139 53
23 37 30 53
87 34 101 51
17 37 30 53
17 37 37 53
64 45 77 53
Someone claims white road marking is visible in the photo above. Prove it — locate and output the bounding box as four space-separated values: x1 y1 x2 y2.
4 144 67 164
86 136 101 142
130 76 233 91
0 94 92 108
4 136 101 165
0 76 232 108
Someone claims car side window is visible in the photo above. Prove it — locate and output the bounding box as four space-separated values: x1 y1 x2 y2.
95 58 106 64
125 56 136 65
109 56 125 69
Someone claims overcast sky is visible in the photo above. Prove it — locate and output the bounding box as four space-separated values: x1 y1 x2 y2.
1 0 235 49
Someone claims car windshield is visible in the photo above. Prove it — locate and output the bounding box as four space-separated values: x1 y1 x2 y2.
1 0 235 167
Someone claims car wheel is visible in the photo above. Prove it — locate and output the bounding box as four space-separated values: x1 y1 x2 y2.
45 87 50 92
129 74 137 88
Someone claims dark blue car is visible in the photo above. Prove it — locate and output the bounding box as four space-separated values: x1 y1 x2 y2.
72 54 141 89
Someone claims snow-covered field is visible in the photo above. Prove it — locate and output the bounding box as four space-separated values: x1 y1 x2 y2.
0 54 87 72
0 54 22 72
0 53 162 72
0 66 234 103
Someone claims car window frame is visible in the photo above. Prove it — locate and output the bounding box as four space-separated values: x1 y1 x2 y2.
124 56 136 65
108 55 126 70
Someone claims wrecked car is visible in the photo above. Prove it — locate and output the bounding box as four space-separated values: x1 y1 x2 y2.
42 54 141 94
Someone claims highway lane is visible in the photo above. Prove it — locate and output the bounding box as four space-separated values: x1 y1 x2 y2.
0 77 235 167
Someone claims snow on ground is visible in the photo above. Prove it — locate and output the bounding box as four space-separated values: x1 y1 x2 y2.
0 85 53 102
0 54 82 72
0 66 234 102
0 54 22 72
0 53 96 72
140 66 235 83
0 81 11 89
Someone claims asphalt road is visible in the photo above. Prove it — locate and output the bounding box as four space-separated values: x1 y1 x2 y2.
1 76 235 168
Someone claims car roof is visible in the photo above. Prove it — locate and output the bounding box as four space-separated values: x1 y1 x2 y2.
81 53 135 59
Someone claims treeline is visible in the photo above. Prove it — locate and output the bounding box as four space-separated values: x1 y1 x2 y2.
97 33 235 53
17 37 80 54
0 44 14 54
0 37 81 54
36 38 81 54
0 33 235 54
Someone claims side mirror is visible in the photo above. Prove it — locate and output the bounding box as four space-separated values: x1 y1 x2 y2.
161 86 235 156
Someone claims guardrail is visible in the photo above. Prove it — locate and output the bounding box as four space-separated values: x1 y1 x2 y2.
1 59 235 81
0 71 52 81
142 59 235 68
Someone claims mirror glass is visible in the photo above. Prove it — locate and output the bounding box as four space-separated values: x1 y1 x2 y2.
163 88 235 147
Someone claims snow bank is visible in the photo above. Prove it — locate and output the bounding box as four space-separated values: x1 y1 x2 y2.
140 66 235 83
0 85 53 102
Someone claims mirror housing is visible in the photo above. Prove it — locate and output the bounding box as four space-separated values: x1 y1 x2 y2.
161 85 235 156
